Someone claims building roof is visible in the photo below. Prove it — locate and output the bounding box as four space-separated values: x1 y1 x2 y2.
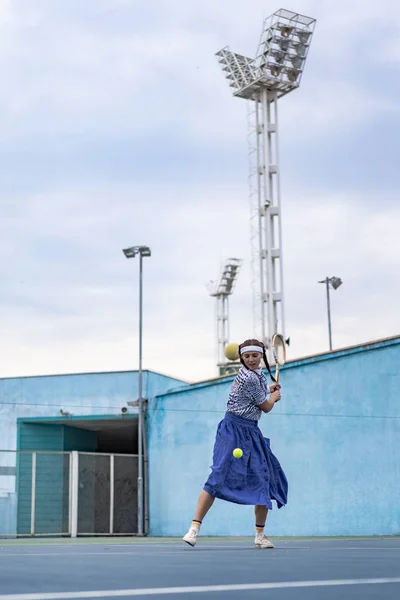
162 334 400 395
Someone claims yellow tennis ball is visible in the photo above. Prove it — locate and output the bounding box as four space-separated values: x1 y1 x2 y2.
224 343 239 361
233 448 243 458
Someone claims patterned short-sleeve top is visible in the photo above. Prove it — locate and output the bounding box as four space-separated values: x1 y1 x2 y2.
227 366 271 421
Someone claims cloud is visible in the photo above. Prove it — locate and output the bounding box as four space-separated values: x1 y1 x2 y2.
0 180 252 379
0 0 399 384
282 193 400 354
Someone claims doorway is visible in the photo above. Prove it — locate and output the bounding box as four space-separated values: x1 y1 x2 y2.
16 415 146 537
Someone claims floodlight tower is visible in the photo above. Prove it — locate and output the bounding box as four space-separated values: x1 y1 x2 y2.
216 9 316 361
208 258 242 369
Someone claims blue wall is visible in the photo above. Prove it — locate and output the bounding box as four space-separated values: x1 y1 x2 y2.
0 369 185 536
63 426 98 452
2 343 400 538
148 338 400 537
0 368 185 461
0 493 17 538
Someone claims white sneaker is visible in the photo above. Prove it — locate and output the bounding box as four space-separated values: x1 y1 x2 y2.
254 533 274 549
183 527 199 547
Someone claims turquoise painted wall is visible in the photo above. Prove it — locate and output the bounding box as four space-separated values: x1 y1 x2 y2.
148 338 400 537
0 369 185 463
63 426 98 452
17 424 64 534
0 369 184 535
2 346 399 538
0 493 17 537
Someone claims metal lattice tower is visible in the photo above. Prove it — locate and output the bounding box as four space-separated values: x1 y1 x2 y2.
208 258 242 369
216 9 316 361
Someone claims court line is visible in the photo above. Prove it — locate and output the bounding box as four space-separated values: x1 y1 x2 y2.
0 547 268 557
1 546 400 557
0 551 200 557
1 577 400 599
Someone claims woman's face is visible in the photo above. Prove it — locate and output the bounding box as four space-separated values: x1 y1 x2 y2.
242 351 263 370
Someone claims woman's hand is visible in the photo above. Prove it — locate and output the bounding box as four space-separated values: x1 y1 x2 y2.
270 389 281 403
269 382 281 393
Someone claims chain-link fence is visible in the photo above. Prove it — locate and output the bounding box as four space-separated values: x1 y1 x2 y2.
0 451 138 538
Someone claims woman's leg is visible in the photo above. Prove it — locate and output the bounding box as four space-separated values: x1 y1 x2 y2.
254 505 274 548
183 490 215 547
254 504 268 528
193 490 215 522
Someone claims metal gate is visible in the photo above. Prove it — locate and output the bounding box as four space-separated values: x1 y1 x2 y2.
0 450 139 538
75 452 138 536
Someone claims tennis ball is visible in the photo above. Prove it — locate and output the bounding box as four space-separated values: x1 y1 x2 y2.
224 343 239 361
233 448 243 458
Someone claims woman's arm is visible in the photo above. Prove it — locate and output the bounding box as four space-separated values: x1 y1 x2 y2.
259 389 281 413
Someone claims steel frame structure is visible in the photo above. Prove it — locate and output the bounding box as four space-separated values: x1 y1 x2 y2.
216 9 316 360
209 258 242 368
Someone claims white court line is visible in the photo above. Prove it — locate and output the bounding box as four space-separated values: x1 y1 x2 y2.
0 551 197 557
0 544 255 553
0 546 271 557
0 578 400 599
328 547 400 550
2 547 400 558
1 546 399 558
0 544 309 556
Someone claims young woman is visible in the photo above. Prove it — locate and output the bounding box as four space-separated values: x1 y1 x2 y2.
183 339 288 549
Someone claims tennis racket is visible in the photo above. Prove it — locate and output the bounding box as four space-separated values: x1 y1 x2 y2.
272 333 286 383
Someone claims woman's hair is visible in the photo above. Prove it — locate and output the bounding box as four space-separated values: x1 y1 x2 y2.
238 339 276 382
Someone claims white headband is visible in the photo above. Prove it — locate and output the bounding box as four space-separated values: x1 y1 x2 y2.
240 345 264 355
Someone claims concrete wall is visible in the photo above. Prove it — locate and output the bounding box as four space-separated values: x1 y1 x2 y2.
0 492 17 538
0 369 185 535
148 337 400 537
2 343 399 538
0 369 185 458
63 426 98 452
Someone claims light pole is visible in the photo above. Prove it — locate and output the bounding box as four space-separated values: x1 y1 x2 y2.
123 245 151 536
216 9 316 360
318 276 342 351
208 258 242 374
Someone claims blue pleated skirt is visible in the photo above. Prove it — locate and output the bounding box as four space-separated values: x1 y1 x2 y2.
203 412 288 509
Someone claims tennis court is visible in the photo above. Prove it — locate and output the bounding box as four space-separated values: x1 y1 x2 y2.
0 536 399 599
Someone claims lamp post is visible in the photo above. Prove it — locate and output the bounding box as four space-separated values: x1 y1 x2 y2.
208 258 242 373
318 276 342 351
216 9 316 360
123 245 151 536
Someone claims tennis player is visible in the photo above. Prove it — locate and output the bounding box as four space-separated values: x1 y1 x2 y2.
183 339 288 549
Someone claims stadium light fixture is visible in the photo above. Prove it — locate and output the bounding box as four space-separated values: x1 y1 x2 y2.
318 277 343 350
122 244 151 535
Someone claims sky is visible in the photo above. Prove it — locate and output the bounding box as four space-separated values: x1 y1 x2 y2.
0 0 399 383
